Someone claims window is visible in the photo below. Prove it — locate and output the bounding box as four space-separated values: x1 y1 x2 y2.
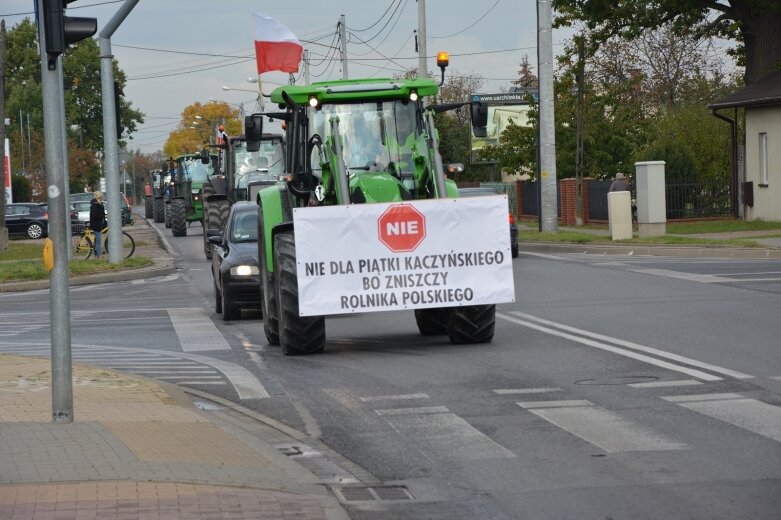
759 132 769 186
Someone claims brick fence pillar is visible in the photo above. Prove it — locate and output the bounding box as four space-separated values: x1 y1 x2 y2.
559 178 576 225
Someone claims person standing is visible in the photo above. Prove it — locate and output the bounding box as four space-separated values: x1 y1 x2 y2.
609 172 630 192
89 191 106 259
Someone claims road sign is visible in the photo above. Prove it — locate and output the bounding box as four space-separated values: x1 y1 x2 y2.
377 203 426 252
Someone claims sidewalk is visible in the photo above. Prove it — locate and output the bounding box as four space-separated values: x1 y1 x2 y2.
0 354 350 520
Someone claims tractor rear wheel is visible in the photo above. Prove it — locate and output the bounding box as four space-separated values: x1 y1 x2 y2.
204 198 230 259
414 308 451 335
171 199 187 237
144 196 154 219
274 232 325 355
164 201 172 228
153 197 165 223
447 305 495 344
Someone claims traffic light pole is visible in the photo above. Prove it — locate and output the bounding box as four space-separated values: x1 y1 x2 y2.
37 0 73 422
99 0 139 264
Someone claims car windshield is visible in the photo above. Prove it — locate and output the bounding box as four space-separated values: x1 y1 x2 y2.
230 209 258 243
234 140 284 189
310 100 419 175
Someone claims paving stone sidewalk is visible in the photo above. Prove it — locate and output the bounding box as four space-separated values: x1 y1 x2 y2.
0 355 350 520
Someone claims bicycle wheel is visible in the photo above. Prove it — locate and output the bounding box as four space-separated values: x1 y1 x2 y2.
104 231 136 259
71 234 93 260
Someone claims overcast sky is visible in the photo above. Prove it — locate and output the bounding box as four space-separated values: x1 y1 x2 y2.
1 0 572 153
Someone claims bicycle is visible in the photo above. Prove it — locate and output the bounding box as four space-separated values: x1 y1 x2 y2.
71 223 135 260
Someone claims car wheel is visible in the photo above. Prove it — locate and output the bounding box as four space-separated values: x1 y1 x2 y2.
26 222 44 239
511 243 518 258
222 278 239 321
214 282 222 314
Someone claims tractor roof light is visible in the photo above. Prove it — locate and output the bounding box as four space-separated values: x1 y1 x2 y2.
437 51 449 86
308 95 319 108
409 90 419 102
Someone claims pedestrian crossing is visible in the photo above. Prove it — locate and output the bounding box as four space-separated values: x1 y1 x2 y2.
345 383 781 462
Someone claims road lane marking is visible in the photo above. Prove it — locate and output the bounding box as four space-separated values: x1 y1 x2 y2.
629 379 703 388
628 268 739 283
168 308 230 352
662 393 781 443
518 400 592 408
493 387 563 395
517 401 687 453
375 406 515 461
360 393 430 402
499 311 753 381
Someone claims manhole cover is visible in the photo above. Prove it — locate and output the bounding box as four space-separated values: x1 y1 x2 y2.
574 376 659 386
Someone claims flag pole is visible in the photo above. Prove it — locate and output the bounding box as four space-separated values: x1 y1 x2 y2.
257 73 265 112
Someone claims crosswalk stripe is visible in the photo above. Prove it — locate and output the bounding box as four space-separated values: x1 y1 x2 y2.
168 308 230 352
494 387 563 395
629 379 704 388
662 393 781 443
517 400 687 453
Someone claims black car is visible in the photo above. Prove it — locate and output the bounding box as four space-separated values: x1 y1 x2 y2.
458 187 519 258
209 202 261 320
4 203 48 239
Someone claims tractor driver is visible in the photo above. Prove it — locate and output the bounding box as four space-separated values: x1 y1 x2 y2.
346 114 383 169
386 108 417 175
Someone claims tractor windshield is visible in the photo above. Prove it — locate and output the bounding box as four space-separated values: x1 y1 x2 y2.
311 100 419 175
234 139 285 189
181 158 214 182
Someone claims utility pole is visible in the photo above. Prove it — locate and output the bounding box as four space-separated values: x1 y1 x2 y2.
339 15 348 80
0 19 8 253
417 0 427 76
303 49 310 85
575 35 585 226
537 0 558 232
99 0 139 264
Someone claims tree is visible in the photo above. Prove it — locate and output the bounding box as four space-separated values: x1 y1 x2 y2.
553 0 781 83
513 54 539 89
164 101 242 158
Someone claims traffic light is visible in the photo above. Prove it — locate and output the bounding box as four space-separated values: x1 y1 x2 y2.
42 0 97 69
114 81 124 139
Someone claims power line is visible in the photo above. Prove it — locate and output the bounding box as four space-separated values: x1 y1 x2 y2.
127 58 255 81
350 0 409 57
430 0 503 39
348 1 399 32
0 0 123 17
348 0 405 46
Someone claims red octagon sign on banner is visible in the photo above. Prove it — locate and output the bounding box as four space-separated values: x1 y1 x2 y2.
377 204 427 252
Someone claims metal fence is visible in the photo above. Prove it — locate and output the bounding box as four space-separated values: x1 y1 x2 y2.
479 182 517 215
517 181 561 218
665 180 732 219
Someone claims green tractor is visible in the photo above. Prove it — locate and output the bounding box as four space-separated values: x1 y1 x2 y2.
201 134 285 259
166 151 217 237
246 65 500 355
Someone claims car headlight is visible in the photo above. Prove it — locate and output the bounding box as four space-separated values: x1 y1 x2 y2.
230 265 259 276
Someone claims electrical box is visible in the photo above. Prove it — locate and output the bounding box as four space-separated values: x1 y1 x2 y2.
608 191 633 240
635 161 667 237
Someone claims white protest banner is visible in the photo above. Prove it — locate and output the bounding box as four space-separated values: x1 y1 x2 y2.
293 196 515 316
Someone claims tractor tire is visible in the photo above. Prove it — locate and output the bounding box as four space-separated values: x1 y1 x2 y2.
153 197 165 223
414 308 452 335
144 196 154 219
258 216 279 345
274 232 325 355
447 305 496 344
204 198 230 259
171 199 187 237
164 202 172 228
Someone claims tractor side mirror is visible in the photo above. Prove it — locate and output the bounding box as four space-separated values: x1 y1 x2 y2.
161 161 169 174
244 114 264 152
200 148 210 164
470 101 488 138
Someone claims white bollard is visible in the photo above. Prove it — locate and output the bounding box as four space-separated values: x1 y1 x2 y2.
608 191 633 240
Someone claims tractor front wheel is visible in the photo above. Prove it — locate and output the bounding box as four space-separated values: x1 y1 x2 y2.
171 199 187 237
153 197 165 223
414 308 451 335
164 202 172 228
274 232 325 355
447 305 495 344
144 196 154 219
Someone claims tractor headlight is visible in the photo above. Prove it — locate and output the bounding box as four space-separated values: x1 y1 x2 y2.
231 265 259 276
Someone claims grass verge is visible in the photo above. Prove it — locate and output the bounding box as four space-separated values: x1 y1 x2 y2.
1 242 153 283
519 230 761 248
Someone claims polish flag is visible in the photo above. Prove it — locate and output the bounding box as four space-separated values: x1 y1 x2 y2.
253 11 303 74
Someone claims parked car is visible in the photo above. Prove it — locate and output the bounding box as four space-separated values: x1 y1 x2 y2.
4 203 48 239
458 187 518 258
69 193 132 226
209 202 261 320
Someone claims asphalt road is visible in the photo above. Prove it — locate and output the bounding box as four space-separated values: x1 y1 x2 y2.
1 221 780 519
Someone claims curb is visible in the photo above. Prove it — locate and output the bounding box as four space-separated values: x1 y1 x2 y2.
522 241 781 259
